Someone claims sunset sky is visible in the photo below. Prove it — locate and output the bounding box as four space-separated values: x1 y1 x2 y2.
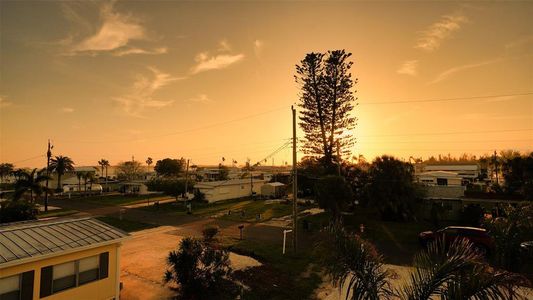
0 1 532 168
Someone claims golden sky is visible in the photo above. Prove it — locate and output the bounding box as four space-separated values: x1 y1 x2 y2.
0 1 532 168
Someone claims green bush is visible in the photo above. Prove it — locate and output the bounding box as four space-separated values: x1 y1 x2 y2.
146 178 189 198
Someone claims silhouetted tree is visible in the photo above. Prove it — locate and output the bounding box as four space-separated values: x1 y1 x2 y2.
366 155 420 221
117 161 143 181
296 50 357 168
154 158 184 177
49 155 75 191
0 163 14 185
13 168 50 202
218 163 229 180
315 175 353 219
501 152 533 199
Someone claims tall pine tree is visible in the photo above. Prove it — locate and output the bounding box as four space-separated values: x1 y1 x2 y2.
295 50 357 168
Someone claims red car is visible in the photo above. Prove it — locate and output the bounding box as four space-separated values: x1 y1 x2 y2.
419 226 495 255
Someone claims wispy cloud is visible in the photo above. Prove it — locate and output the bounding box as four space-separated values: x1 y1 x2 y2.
254 39 264 57
429 57 502 84
62 107 75 113
218 39 231 52
191 52 245 74
62 1 165 56
505 35 533 50
397 60 419 76
186 94 213 104
114 67 183 117
0 96 13 109
415 11 468 52
113 47 168 57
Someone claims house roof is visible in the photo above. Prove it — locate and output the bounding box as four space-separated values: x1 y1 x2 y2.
0 217 129 268
424 165 478 171
265 182 285 187
195 178 266 189
418 171 461 178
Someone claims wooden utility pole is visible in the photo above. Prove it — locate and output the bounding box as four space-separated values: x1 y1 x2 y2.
292 106 298 251
184 159 190 199
44 139 52 212
493 150 499 185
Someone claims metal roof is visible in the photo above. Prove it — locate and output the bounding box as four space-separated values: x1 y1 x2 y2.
0 217 129 267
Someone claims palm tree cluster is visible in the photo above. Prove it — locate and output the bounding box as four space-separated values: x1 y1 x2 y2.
318 224 528 300
13 168 51 202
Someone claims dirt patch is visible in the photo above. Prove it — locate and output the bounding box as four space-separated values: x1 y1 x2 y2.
120 226 265 300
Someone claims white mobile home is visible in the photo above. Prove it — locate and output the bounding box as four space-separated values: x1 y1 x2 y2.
195 178 266 203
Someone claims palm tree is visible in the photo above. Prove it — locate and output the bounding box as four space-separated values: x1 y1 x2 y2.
319 225 526 300
76 171 85 195
98 159 110 192
13 168 51 203
0 163 14 185
86 172 96 195
49 156 75 191
146 157 153 167
399 238 525 300
317 223 394 300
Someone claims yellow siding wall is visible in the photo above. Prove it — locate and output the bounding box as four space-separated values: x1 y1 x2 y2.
0 244 119 300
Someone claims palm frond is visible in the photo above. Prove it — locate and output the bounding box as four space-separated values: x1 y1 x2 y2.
317 222 394 300
398 238 479 300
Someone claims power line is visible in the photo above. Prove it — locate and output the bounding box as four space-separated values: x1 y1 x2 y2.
359 138 533 144
359 128 532 138
11 155 45 164
57 105 290 144
360 92 533 105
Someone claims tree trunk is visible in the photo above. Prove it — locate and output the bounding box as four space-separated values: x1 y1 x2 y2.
57 173 62 191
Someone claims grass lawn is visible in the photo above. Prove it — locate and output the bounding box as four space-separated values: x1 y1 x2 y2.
96 216 158 232
300 208 432 266
226 237 322 300
78 193 171 206
38 208 79 219
139 198 311 223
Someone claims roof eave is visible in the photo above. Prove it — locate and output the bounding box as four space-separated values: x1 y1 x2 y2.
0 236 130 270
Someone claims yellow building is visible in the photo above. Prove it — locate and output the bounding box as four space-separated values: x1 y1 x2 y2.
0 218 129 300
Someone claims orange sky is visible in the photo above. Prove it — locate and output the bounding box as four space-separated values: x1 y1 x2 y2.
0 1 532 168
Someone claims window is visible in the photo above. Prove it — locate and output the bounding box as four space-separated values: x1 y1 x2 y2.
0 275 20 300
52 262 76 293
437 178 448 186
1 271 34 300
41 252 108 298
78 256 99 285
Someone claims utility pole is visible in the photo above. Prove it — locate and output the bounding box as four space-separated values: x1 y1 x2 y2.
184 159 190 200
44 139 52 212
250 169 254 199
292 106 298 251
493 150 499 185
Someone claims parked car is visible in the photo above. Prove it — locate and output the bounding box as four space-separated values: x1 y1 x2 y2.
520 241 533 255
419 226 495 255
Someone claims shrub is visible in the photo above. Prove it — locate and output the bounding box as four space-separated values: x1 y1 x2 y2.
146 178 188 199
202 226 219 243
0 201 37 223
164 233 234 299
193 189 207 203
